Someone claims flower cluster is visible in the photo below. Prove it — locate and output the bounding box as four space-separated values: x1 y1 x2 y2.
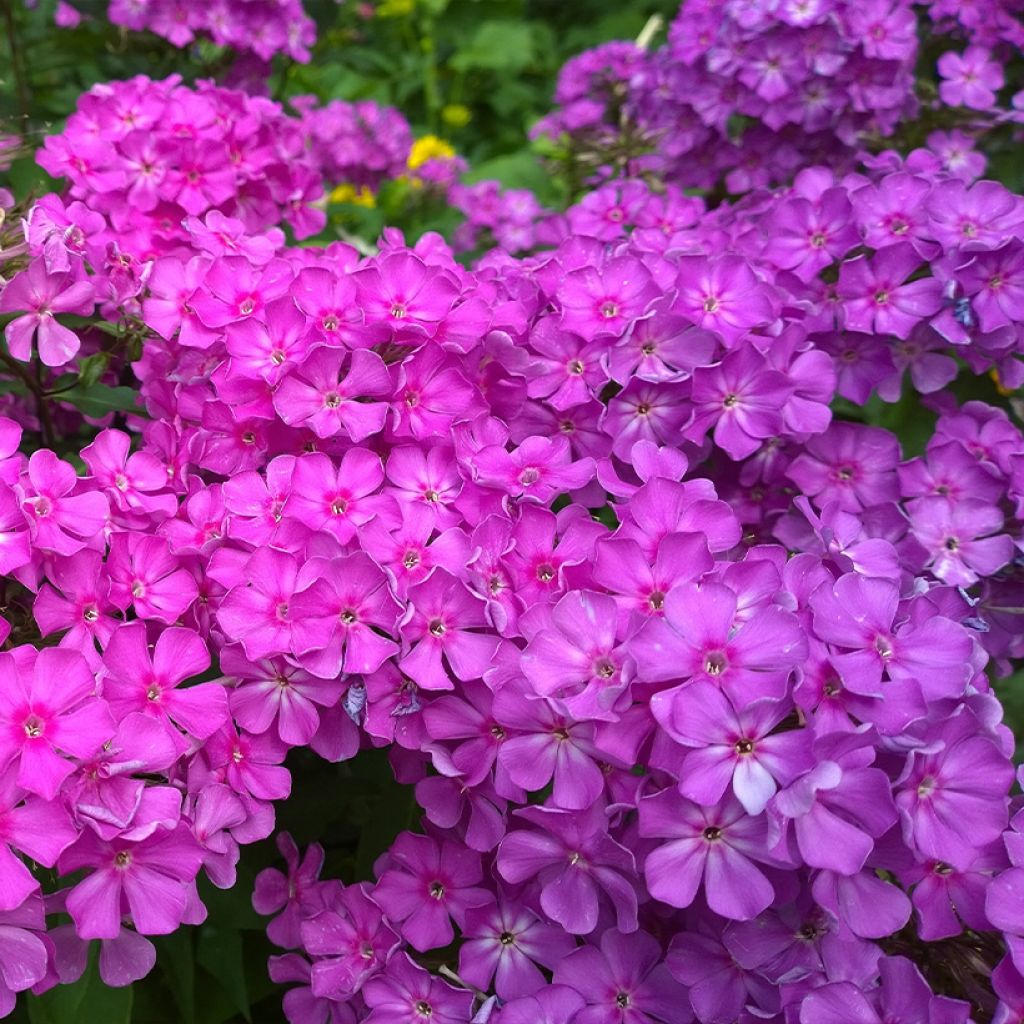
55 0 316 62
534 0 1022 193
449 180 547 255
0 92 1023 1017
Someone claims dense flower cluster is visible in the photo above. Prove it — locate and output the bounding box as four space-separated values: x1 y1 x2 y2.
52 0 316 62
534 0 1022 193
0 71 1024 1015
2 0 1024 1014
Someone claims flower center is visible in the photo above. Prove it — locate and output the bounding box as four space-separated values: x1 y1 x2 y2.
22 715 44 739
519 467 541 485
324 392 341 408
428 881 445 899
704 650 728 676
429 619 446 638
330 498 348 515
616 993 631 1009
536 563 555 582
600 301 619 319
703 826 723 841
114 851 132 869
735 738 754 755
499 931 515 946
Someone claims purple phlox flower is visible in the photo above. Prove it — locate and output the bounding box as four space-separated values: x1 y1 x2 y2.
799 956 971 1024
836 244 943 339
192 255 291 329
652 680 812 814
906 496 1014 587
33 549 118 655
472 434 596 503
225 295 311 386
290 553 401 680
360 953 474 1024
300 883 400 1000
553 927 691 1023
216 545 304 661
686 347 793 460
809 572 973 705
496 803 638 935
772 730 899 875
0 646 114 801
557 255 659 341
70 711 178 840
851 172 936 255
353 251 460 340
61 823 204 939
898 843 1004 941
0 261 94 366
102 622 227 748
526 319 610 408
80 428 177 518
602 380 692 460
0 766 78 911
385 444 463 530
458 899 575 1000
895 707 1015 869
593 531 713 621
674 254 777 346
283 450 386 544
521 590 633 722
106 531 199 623
399 569 498 692
493 677 609 811
253 833 328 949
190 782 247 889
372 832 489 952
810 866 912 940
955 239 1024 334
786 422 900 512
605 309 717 385
761 188 858 282
938 46 1004 110
631 580 806 703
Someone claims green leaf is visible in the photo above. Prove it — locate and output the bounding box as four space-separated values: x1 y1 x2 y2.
197 927 251 1022
153 930 196 1024
57 384 140 419
26 948 133 1024
449 21 535 73
76 352 111 389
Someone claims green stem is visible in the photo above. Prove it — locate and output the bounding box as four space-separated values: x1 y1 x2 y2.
0 0 30 123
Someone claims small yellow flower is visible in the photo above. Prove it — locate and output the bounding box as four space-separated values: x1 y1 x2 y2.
329 183 376 208
441 104 471 128
375 0 415 17
407 135 456 171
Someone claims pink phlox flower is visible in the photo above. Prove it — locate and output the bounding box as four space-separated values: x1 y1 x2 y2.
0 646 114 801
101 622 227 749
384 444 463 531
937 46 1004 110
674 253 777 346
0 261 94 366
472 434 596 503
33 549 118 655
106 531 199 623
61 823 204 939
18 450 108 556
353 251 461 340
557 255 659 341
399 569 499 692
81 429 177 519
225 295 312 386
289 552 401 680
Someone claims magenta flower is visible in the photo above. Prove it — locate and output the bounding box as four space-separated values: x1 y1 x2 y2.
895 709 1014 869
553 928 690 1024
102 622 227 746
353 252 460 339
521 591 631 722
652 681 811 814
106 532 199 623
674 254 776 346
361 953 474 1024
225 296 311 385
473 435 595 503
33 550 118 654
301 884 399 999
496 804 637 935
284 450 385 544
0 647 114 801
20 450 108 556
687 348 792 460
0 261 94 366
62 825 204 939
80 429 177 518
836 244 942 339
557 256 659 341
638 789 778 919
632 580 806 703
955 240 1024 333
254 834 328 949
373 832 490 952
907 496 1014 586
273 347 391 441
399 570 498 691
458 901 574 1000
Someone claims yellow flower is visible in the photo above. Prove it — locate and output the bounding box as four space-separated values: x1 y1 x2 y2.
441 104 471 128
407 135 456 171
375 0 415 17
329 183 376 208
